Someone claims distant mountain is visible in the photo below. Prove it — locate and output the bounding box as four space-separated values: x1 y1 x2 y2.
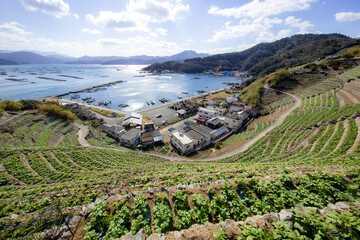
0 58 18 65
87 50 209 65
0 50 209 65
66 55 123 64
144 33 360 76
0 51 65 64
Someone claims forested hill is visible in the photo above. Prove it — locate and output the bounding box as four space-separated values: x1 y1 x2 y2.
143 33 360 76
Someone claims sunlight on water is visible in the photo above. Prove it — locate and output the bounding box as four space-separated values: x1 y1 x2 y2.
0 64 243 111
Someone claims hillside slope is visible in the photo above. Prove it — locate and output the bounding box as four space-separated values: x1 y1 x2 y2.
1 66 360 239
144 33 360 76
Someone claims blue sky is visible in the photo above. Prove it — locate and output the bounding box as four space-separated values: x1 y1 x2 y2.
0 0 359 57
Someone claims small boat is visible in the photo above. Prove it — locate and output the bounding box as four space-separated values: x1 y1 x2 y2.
191 77 200 79
82 97 91 101
159 98 170 103
150 100 155 105
181 91 188 94
197 89 205 93
177 96 183 99
146 101 150 105
119 104 128 107
98 100 111 105
71 95 80 99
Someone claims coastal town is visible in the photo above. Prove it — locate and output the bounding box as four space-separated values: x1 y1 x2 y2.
54 85 259 155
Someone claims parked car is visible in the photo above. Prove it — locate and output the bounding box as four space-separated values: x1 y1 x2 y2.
156 113 162 118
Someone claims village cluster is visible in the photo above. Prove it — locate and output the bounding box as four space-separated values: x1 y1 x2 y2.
63 94 258 155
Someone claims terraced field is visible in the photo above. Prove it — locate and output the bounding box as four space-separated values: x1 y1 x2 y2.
1 67 360 239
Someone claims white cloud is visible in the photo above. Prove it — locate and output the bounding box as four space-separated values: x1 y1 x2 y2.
256 29 292 43
0 22 32 35
0 21 181 57
335 12 360 22
208 0 317 19
73 13 79 19
203 47 237 55
155 27 167 36
86 0 189 32
285 16 314 33
81 28 102 35
20 0 70 18
208 17 283 42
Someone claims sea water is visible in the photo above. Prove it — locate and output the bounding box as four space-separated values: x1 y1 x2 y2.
0 64 243 111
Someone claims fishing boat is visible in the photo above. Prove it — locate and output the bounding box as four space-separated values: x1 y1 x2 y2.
181 91 188 94
82 97 91 101
150 100 155 105
146 101 150 105
71 94 80 99
177 96 183 99
197 89 205 93
119 104 129 107
99 100 111 106
159 98 170 103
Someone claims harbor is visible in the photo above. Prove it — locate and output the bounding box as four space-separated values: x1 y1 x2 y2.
0 64 244 111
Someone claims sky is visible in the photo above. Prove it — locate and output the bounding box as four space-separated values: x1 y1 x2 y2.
0 0 359 57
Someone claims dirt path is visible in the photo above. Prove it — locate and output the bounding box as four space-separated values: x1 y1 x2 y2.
75 123 91 147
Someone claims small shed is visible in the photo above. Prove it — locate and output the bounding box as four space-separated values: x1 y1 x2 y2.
176 109 187 119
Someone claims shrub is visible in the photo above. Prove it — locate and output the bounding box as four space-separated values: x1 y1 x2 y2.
20 100 39 110
0 108 4 117
214 142 224 149
265 69 297 88
343 47 360 58
240 80 264 106
0 100 23 111
38 102 76 121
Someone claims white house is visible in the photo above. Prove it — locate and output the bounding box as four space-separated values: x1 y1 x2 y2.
122 112 143 128
224 111 250 132
197 107 225 120
170 130 194 154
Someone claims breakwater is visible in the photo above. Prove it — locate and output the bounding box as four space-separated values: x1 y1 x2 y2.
55 80 125 97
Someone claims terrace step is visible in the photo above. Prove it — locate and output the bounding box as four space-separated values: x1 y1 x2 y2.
332 119 349 153
338 89 355 105
346 117 360 154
